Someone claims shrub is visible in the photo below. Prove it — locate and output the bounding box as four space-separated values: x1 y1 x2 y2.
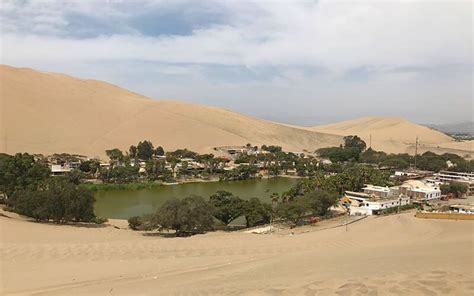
128 216 142 230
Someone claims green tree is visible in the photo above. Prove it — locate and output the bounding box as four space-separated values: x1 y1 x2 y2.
440 182 468 198
105 149 124 167
152 195 215 236
11 178 96 223
165 153 181 178
137 140 154 160
145 159 172 181
155 146 165 156
343 135 367 153
0 153 50 198
129 145 138 159
276 198 311 224
242 198 272 228
209 191 244 225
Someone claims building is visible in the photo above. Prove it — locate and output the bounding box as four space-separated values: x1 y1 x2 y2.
399 180 441 201
361 185 394 198
449 204 474 215
435 171 474 196
345 190 411 216
50 164 72 175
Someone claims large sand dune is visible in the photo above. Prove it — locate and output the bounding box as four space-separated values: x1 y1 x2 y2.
0 65 342 158
311 116 473 156
0 210 472 295
1 64 472 159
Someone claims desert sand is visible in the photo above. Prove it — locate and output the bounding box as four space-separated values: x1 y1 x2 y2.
1 65 472 159
0 65 342 159
311 116 473 156
1 210 472 295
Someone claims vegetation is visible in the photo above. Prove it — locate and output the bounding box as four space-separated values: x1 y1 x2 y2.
318 137 472 172
0 153 100 224
440 182 468 198
0 153 50 198
128 216 143 230
11 177 96 223
221 165 258 181
276 188 338 224
242 198 272 228
209 191 244 225
151 195 215 236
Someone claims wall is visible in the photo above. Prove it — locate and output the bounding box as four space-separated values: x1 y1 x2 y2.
415 212 474 220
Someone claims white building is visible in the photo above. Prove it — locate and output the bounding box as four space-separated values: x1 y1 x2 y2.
449 204 474 215
362 185 398 198
399 180 441 201
345 190 411 216
50 164 72 175
435 171 474 196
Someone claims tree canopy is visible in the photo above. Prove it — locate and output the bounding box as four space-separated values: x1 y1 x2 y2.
209 191 244 225
151 195 215 236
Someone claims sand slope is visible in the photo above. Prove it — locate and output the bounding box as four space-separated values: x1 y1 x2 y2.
1 64 471 158
311 116 473 155
0 65 342 158
0 211 472 295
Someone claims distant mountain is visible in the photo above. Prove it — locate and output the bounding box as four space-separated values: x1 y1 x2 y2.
428 122 474 136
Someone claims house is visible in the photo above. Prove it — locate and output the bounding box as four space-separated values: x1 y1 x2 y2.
345 190 411 216
51 164 72 175
399 180 441 201
361 185 396 198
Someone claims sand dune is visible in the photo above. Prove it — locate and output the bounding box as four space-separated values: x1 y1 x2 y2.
0 65 342 158
1 64 471 159
311 116 473 156
0 210 472 295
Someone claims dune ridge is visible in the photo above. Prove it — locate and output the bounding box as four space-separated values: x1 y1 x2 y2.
0 65 342 158
1 64 472 159
311 116 473 155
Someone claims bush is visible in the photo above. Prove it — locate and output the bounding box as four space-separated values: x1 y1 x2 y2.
128 216 142 230
92 216 108 224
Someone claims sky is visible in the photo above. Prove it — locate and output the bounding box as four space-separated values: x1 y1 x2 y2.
0 0 472 125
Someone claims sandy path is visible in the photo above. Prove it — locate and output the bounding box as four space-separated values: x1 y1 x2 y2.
1 211 473 295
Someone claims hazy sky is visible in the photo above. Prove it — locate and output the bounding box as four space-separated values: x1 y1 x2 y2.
1 0 472 125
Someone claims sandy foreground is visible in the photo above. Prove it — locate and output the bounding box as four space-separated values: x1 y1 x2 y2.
0 211 473 296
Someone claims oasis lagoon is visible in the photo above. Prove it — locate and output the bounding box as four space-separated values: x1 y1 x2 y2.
94 177 299 219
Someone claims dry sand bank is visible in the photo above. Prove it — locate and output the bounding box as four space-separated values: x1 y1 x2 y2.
1 210 472 295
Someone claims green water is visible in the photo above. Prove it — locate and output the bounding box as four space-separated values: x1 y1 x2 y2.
94 177 299 219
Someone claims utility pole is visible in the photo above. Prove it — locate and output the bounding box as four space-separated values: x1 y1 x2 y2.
369 134 372 149
414 136 418 170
